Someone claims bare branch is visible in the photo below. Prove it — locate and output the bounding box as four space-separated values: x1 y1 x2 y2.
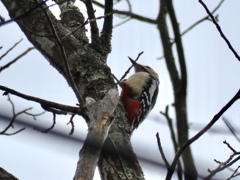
92 0 156 24
0 85 86 116
205 141 240 180
114 17 131 28
156 133 170 169
100 0 114 55
165 0 187 96
85 0 100 45
0 47 35 73
160 105 183 179
166 89 240 180
157 0 181 94
223 140 236 154
160 105 178 151
199 0 240 61
228 166 240 180
0 95 43 135
0 39 23 60
222 117 240 143
181 0 224 36
67 114 76 135
35 113 56 133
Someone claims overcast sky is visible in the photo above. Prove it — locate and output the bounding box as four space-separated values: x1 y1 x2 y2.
1 0 240 179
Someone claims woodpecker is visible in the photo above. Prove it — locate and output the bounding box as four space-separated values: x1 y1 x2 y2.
120 59 159 131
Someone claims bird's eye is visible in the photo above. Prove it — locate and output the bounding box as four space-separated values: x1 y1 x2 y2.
145 66 151 69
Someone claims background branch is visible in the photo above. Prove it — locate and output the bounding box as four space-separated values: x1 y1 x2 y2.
156 133 170 169
222 117 240 143
0 47 35 73
205 141 240 180
166 89 240 180
0 38 23 60
93 0 156 24
181 0 224 36
199 0 240 61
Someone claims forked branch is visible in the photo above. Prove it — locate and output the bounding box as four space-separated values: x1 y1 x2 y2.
166 89 240 180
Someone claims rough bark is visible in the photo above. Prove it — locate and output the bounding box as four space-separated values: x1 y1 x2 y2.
74 89 119 180
0 167 18 180
1 0 144 179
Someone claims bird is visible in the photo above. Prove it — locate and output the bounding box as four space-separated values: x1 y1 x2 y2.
119 59 159 131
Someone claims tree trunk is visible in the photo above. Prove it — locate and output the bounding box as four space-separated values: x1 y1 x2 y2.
2 0 144 179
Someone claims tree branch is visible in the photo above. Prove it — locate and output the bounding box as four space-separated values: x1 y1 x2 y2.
157 0 180 93
92 0 156 24
165 0 187 97
166 89 240 180
0 47 35 73
222 117 240 143
0 85 86 116
99 0 113 55
205 141 240 180
199 0 240 61
160 105 183 180
181 0 224 36
85 0 100 46
156 133 170 169
0 39 23 60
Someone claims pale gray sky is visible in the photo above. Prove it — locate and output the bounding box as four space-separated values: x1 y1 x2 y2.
1 1 240 179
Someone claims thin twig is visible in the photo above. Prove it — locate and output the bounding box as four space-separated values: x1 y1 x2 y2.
160 105 178 151
24 111 45 120
199 0 240 61
222 117 240 143
119 51 143 81
223 140 236 153
92 1 156 24
67 114 75 135
205 141 240 180
228 166 240 180
113 0 132 28
114 18 131 28
0 47 35 72
0 39 23 60
35 113 56 133
181 0 224 36
0 95 40 135
156 133 170 169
